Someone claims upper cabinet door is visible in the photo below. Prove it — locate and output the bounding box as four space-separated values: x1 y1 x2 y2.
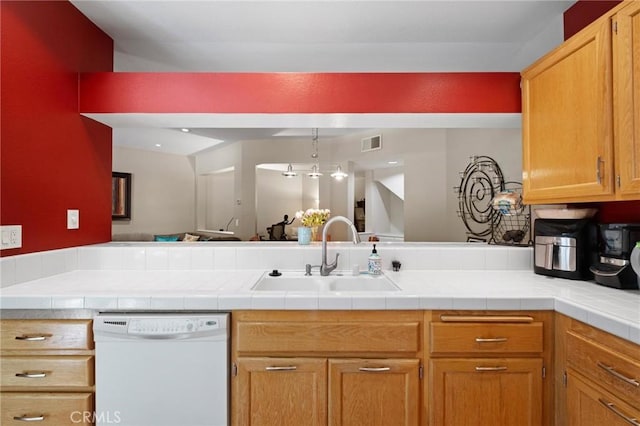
521 18 614 204
614 1 640 197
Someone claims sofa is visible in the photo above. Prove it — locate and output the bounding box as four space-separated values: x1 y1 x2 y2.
112 231 241 242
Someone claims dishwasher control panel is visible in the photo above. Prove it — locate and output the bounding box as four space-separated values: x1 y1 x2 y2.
129 318 219 335
94 314 227 339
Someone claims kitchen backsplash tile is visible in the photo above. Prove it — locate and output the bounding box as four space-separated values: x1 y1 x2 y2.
2 243 534 287
168 247 191 270
121 247 147 270
0 256 16 288
42 249 69 277
145 247 169 270
191 247 215 269
15 252 43 284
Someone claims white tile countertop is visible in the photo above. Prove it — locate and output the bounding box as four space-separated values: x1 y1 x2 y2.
0 243 639 345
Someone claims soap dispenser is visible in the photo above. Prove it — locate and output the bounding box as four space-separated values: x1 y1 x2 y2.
368 244 382 275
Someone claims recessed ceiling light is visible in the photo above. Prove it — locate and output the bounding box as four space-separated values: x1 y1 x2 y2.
155 144 161 147
388 161 399 165
181 128 190 133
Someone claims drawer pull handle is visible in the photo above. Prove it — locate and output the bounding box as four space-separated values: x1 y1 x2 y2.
440 315 533 323
15 372 47 378
359 367 391 372
475 337 508 343
598 399 640 425
15 335 47 341
265 366 297 371
13 415 45 422
597 362 640 387
475 366 508 372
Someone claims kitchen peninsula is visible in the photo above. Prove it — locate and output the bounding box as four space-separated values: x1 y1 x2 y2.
2 243 639 425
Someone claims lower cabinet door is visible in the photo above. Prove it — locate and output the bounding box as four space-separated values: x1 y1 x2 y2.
567 369 640 426
233 357 327 426
328 358 420 426
1 392 93 425
430 358 543 426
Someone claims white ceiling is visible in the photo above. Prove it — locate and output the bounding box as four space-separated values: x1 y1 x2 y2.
71 0 575 155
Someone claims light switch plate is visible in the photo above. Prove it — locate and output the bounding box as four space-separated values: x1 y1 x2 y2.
1 225 22 250
67 209 79 230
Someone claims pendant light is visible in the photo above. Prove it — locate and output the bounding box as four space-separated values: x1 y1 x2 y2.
307 164 323 178
330 165 348 180
282 163 297 177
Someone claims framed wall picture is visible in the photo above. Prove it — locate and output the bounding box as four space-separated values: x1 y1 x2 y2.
112 172 131 220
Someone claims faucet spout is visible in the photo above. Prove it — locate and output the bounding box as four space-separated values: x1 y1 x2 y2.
320 216 361 276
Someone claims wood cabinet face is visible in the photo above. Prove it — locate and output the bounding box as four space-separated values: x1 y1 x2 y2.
328 359 420 426
522 1 640 203
567 370 640 426
234 357 328 426
1 356 93 390
0 320 93 351
614 1 640 196
1 392 93 425
430 358 543 426
522 17 614 203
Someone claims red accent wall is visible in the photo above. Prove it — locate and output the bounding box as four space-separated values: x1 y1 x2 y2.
79 72 521 114
564 0 640 223
1 1 114 256
564 0 622 39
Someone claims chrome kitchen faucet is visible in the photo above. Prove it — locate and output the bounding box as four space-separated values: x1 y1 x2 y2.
320 216 361 276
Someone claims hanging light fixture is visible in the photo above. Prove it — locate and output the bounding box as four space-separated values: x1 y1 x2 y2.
282 163 297 178
330 165 348 180
307 164 323 178
307 128 323 178
282 129 348 180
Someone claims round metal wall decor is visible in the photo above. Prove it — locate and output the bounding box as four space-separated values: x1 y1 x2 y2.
454 156 505 240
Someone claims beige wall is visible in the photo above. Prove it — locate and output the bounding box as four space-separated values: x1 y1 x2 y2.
112 146 196 237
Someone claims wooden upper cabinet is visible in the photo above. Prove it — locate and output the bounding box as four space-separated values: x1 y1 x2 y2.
614 1 640 197
522 16 614 203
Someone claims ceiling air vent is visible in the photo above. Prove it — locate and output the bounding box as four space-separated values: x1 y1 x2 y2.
361 135 382 152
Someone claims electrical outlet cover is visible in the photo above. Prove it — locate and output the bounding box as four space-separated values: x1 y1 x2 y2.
0 225 22 250
67 209 79 229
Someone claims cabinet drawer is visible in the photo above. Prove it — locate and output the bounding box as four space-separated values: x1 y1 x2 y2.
567 369 640 426
236 320 420 355
430 322 543 354
567 331 640 408
1 392 93 425
1 320 93 351
1 356 94 389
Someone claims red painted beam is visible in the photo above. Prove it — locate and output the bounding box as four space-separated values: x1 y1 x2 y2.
79 72 521 114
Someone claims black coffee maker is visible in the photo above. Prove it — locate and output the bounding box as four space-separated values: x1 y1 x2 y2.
534 219 597 280
590 223 640 289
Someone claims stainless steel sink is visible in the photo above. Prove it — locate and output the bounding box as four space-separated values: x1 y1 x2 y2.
252 271 400 292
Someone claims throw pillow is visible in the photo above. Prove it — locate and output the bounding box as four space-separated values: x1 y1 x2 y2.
183 233 200 242
154 234 179 242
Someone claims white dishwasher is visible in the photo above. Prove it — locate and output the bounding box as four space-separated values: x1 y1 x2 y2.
93 313 229 426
